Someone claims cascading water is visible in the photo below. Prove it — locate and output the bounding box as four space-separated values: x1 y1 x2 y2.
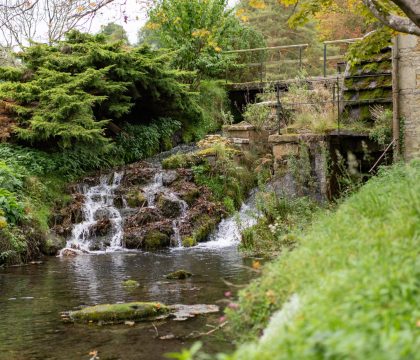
143 172 163 207
195 193 258 249
62 172 124 253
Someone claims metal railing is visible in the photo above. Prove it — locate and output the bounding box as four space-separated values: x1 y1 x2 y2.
223 38 364 83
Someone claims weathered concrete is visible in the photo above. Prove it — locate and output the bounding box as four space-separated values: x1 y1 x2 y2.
223 121 269 150
396 34 420 160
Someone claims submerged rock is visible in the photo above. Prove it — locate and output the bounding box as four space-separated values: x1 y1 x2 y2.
122 279 140 288
169 304 219 321
165 270 192 280
62 302 219 324
62 302 169 324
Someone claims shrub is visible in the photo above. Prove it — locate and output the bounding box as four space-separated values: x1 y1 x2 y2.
0 189 25 225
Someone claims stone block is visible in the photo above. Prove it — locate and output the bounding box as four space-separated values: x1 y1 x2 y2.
272 143 299 160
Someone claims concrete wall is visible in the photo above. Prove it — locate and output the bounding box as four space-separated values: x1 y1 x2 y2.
397 35 420 160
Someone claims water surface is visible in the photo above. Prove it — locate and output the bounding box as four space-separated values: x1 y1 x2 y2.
0 247 255 360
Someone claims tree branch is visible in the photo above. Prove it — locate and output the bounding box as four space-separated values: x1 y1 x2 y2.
363 0 420 35
391 0 420 28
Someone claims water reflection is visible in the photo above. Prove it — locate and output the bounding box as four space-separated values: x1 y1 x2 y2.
0 247 255 360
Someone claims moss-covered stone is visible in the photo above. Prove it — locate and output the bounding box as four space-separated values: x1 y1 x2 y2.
165 269 192 279
122 279 140 288
126 190 147 208
65 302 169 324
144 230 170 250
182 236 197 247
180 187 200 205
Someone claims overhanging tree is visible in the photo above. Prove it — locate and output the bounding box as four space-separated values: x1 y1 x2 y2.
275 0 420 36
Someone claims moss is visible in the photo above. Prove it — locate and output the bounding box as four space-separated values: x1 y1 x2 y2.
165 269 192 279
126 190 147 208
122 279 140 288
67 302 169 324
193 216 218 243
162 153 199 169
144 230 170 250
182 236 197 247
180 188 201 205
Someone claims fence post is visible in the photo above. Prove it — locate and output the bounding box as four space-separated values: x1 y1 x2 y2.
276 83 282 134
260 50 264 83
323 43 327 78
299 47 302 71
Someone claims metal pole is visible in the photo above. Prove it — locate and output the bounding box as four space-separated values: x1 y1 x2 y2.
336 77 340 134
392 36 400 160
276 84 282 134
323 43 327 78
299 47 302 71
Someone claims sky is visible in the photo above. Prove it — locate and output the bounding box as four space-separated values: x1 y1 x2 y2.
90 0 239 44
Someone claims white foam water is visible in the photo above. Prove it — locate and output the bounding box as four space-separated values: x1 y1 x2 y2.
61 172 124 254
194 197 258 249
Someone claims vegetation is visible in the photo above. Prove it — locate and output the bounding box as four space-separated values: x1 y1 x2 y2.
141 0 264 82
241 192 319 256
163 140 256 211
222 161 420 358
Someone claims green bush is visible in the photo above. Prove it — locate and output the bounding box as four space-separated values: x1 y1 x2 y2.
115 118 181 163
0 189 25 225
224 161 420 359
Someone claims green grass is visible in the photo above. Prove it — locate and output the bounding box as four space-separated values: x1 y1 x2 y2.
222 161 420 359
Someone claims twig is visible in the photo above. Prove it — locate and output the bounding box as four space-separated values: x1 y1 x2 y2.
151 322 159 337
187 322 228 339
222 278 246 288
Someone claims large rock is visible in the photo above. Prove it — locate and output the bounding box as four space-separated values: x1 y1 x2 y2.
125 190 147 208
157 194 183 218
62 302 169 324
162 170 179 186
127 208 162 227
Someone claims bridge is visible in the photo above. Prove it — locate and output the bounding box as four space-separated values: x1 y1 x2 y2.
222 38 393 128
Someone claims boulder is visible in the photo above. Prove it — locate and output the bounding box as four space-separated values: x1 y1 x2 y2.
144 230 171 250
62 302 169 324
128 208 162 227
126 190 147 208
165 269 192 280
157 195 183 218
90 219 112 237
162 170 179 186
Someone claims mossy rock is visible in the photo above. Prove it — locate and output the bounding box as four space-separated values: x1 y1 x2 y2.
182 236 197 248
165 269 192 280
144 230 170 250
126 190 147 208
179 187 200 205
65 302 169 324
122 279 140 288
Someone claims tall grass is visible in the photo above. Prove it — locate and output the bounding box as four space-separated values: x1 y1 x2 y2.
224 161 420 359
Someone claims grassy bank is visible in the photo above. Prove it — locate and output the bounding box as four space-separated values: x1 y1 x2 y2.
220 161 420 359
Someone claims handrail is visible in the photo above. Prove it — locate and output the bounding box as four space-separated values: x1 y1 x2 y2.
223 44 309 54
323 38 363 45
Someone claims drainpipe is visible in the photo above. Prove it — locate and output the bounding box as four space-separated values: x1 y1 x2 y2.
392 36 400 161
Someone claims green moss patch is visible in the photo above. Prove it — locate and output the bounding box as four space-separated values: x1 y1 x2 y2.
65 302 169 324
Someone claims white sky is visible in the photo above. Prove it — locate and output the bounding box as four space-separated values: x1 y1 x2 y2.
90 0 238 44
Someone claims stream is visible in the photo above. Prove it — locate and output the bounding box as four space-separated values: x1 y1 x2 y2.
0 166 259 359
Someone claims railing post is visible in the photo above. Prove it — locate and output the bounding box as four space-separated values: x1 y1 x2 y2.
323 43 327 78
299 46 302 71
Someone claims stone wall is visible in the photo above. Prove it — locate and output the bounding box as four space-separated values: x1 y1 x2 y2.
397 35 420 160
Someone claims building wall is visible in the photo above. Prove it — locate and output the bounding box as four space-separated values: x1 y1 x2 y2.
397 35 420 161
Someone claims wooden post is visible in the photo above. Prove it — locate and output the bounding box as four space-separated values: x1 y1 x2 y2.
392 36 400 160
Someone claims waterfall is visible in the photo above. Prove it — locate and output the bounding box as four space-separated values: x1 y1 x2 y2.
62 172 124 253
143 172 163 207
195 194 258 249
